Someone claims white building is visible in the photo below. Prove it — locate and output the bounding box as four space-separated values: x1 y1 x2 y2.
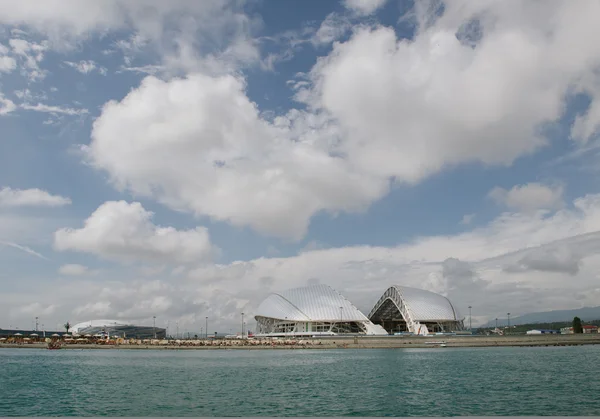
368 285 465 335
254 284 388 337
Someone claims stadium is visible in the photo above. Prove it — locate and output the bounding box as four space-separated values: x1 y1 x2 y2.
70 320 166 339
254 284 464 337
367 285 464 335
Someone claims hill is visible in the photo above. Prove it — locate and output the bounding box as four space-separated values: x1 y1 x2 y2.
481 305 600 327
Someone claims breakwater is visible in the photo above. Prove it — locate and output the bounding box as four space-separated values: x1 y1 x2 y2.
2 333 599 350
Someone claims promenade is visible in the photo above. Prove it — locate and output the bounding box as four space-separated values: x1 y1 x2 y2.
2 333 600 350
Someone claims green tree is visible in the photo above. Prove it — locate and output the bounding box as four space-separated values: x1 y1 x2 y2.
64 322 71 333
572 317 583 334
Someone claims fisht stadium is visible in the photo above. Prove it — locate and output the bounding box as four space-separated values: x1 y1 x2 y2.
254 284 464 337
70 320 166 339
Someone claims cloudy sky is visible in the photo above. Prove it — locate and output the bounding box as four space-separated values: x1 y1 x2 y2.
2 0 600 334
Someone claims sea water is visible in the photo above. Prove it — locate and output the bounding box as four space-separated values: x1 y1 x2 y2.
1 346 599 416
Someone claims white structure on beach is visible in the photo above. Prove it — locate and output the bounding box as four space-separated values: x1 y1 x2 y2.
70 319 166 339
254 284 388 337
367 285 465 336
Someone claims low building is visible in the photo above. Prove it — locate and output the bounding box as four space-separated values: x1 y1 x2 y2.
583 325 598 334
70 320 166 339
526 329 559 335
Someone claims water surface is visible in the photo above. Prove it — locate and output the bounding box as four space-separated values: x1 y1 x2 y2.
1 346 598 416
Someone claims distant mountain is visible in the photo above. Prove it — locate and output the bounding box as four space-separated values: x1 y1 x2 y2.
481 306 600 328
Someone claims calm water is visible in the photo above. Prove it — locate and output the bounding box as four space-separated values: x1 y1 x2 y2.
1 346 599 416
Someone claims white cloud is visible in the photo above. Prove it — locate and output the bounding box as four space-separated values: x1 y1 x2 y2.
58 264 90 276
5 192 600 330
0 241 49 260
8 38 48 80
298 1 600 185
0 94 16 115
312 13 351 46
0 55 17 73
343 0 388 16
0 187 71 207
20 103 88 116
460 213 475 225
64 60 107 75
0 1 261 75
53 201 217 264
489 183 564 213
86 74 388 240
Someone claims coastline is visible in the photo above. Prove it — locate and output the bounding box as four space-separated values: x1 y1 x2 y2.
2 334 600 350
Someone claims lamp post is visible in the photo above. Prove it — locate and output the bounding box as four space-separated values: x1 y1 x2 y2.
176 321 179 339
241 312 245 339
468 306 472 331
507 313 511 333
205 316 208 340
35 317 39 332
339 306 343 334
153 315 156 339
495 318 498 330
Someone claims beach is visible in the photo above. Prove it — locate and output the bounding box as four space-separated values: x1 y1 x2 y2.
2 333 600 350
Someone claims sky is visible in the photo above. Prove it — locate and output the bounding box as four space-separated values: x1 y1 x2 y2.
2 0 600 334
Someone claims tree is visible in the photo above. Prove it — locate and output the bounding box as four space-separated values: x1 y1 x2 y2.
64 322 71 333
573 317 583 334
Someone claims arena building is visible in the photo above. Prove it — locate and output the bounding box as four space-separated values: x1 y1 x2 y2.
70 320 166 339
367 285 464 335
254 284 388 337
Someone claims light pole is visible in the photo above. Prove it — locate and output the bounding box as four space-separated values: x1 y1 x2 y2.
205 316 208 340
153 315 156 339
507 313 511 333
468 306 472 331
241 312 245 338
35 317 39 332
495 318 498 330
176 321 179 339
339 306 343 334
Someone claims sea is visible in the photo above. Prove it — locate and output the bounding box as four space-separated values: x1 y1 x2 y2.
1 346 599 417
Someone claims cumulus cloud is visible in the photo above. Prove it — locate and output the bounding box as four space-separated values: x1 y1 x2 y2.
343 0 387 16
298 1 600 184
58 264 90 276
6 193 600 330
488 183 564 213
53 201 217 264
0 187 71 207
86 74 388 240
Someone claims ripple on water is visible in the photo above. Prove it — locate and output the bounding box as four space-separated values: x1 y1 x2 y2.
1 346 600 416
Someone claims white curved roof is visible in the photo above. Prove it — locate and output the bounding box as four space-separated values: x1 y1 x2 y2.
255 284 369 322
70 319 130 333
394 285 459 321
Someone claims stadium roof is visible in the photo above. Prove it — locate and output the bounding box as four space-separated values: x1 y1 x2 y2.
255 284 369 322
368 285 463 335
70 320 130 333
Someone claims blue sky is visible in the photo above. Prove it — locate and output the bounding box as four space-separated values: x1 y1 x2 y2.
2 0 600 333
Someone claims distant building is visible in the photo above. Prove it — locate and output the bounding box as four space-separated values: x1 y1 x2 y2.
70 320 166 339
560 325 599 334
526 329 559 335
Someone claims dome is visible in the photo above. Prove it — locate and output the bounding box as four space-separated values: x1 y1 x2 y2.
368 285 464 335
255 284 369 322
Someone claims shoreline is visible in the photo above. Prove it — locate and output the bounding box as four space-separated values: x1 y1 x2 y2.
2 334 600 350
